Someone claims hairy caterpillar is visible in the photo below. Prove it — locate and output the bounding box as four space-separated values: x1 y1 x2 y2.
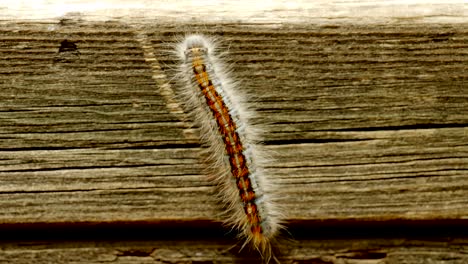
174 34 282 262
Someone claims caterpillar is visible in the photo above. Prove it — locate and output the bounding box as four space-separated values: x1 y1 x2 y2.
174 34 282 262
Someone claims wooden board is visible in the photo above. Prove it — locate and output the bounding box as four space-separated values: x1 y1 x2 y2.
1 0 468 263
2 20 467 224
1 237 468 264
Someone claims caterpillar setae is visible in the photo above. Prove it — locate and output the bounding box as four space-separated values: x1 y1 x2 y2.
174 34 282 262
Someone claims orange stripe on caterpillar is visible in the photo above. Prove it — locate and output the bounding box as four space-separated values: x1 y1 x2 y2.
175 34 283 263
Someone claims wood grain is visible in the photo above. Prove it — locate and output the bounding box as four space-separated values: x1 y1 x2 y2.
0 5 468 262
2 0 466 24
1 237 468 264
1 21 467 224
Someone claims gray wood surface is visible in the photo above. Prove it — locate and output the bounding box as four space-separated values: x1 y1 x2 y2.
1 237 468 264
1 17 467 263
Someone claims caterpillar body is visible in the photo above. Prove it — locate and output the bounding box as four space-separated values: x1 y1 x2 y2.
175 35 282 261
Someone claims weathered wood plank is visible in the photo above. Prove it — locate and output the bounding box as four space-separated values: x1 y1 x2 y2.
1 21 467 225
0 236 467 264
2 0 466 24
1 1 468 263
